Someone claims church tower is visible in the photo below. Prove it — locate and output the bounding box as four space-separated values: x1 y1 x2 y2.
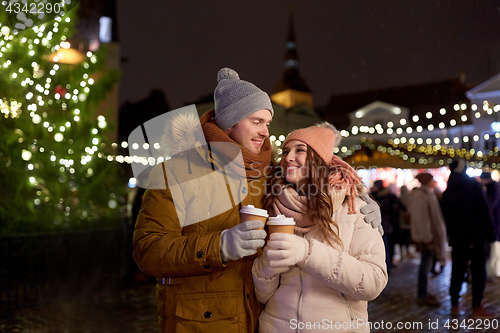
271 10 313 108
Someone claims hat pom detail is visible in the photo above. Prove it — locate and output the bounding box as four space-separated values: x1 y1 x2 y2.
315 121 341 148
217 68 239 82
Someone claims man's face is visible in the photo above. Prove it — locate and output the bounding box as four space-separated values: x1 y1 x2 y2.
225 109 272 155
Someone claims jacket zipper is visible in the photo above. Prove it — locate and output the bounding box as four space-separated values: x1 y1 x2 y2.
296 268 304 333
296 234 306 333
341 292 356 321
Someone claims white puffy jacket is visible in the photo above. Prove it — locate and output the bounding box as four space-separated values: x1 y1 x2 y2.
252 196 388 333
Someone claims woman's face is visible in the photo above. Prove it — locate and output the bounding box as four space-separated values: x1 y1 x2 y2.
281 140 309 189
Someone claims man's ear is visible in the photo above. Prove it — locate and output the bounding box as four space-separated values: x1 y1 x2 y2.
225 126 233 136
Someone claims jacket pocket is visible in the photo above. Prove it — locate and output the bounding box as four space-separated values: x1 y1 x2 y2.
174 291 241 332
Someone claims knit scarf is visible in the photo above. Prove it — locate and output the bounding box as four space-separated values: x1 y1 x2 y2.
272 156 362 234
328 155 363 214
199 109 271 179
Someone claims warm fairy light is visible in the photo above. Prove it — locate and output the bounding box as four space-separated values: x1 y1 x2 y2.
21 150 32 161
54 133 64 142
1 98 22 118
32 114 41 124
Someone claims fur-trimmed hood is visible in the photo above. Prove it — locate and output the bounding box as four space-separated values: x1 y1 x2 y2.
159 108 205 158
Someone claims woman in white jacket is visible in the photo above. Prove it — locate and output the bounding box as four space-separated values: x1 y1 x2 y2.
252 123 388 333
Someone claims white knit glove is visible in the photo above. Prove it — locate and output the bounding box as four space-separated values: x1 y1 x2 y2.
220 220 267 262
252 245 290 279
266 233 309 267
359 193 384 236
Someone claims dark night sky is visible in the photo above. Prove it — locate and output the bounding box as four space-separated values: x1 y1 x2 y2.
116 1 500 111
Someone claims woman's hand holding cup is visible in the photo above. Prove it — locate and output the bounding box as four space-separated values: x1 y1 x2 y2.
266 233 309 267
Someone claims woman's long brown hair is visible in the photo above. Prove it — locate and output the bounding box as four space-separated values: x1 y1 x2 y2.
263 146 343 249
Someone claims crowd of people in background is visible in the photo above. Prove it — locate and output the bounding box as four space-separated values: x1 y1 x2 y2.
370 161 500 319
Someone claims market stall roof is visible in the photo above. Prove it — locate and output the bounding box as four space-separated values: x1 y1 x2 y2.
340 139 500 170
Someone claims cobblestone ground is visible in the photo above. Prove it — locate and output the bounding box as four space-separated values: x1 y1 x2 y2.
369 250 500 333
1 250 499 333
0 281 158 333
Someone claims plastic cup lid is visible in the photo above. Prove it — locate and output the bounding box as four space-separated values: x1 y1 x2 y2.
267 215 295 225
239 205 268 217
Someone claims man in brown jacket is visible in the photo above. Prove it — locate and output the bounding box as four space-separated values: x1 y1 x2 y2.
132 68 382 333
133 67 274 333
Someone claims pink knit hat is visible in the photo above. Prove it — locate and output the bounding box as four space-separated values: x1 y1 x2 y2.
283 126 336 164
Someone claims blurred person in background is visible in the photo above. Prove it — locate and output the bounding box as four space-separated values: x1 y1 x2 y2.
396 185 413 261
480 171 500 242
442 160 496 318
371 180 401 275
408 173 447 306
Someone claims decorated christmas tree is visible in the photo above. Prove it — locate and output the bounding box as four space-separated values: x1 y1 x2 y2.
0 2 124 235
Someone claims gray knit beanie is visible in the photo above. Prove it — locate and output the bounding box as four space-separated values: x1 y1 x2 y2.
214 68 274 131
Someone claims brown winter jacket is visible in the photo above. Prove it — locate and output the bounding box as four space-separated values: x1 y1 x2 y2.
132 111 266 333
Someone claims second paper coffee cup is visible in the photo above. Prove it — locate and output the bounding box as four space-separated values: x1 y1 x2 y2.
240 205 268 230
267 215 295 235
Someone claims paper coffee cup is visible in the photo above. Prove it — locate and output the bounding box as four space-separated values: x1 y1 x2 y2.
240 205 268 230
267 215 295 235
